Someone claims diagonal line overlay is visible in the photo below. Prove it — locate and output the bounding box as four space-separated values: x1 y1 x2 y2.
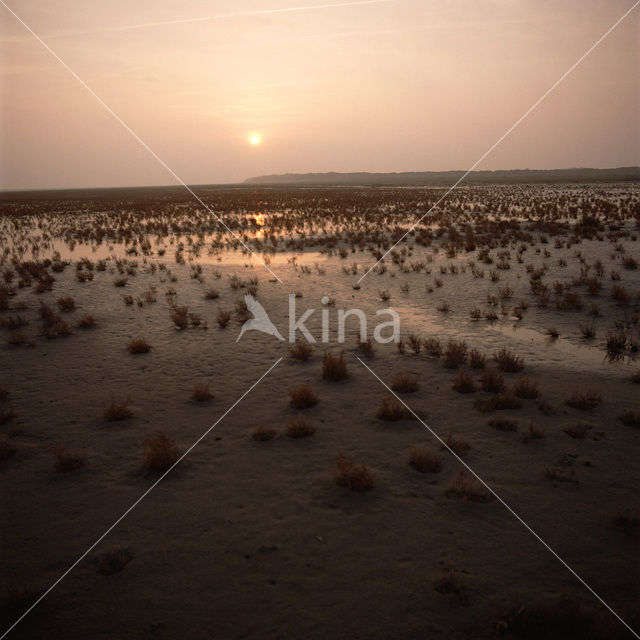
0 0 283 283
357 0 640 283
1 357 283 639
356 356 639 639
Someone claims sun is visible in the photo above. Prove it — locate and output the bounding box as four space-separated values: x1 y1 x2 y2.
249 134 261 146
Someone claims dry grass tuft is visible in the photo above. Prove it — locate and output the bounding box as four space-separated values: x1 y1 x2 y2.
333 453 373 491
512 376 540 399
103 395 133 421
523 418 546 443
95 549 133 575
563 423 591 439
127 338 151 354
290 342 313 361
252 425 277 441
143 433 180 472
322 351 348 381
494 347 524 372
358 337 375 357
565 390 602 411
475 393 522 412
480 368 505 393
391 372 419 393
217 308 232 328
468 348 486 369
443 339 467 368
376 396 411 421
57 296 75 311
286 414 315 438
77 314 96 329
409 447 442 473
452 369 476 393
192 382 213 402
489 417 518 432
618 410 640 428
51 446 85 472
445 470 492 502
442 434 471 457
289 384 319 409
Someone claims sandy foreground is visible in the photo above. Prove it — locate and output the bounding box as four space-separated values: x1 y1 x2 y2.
0 185 639 639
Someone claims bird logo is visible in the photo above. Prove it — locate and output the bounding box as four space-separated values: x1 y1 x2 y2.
236 294 285 342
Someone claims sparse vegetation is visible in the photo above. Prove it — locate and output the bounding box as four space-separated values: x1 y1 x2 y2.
127 338 152 354
409 447 442 473
391 372 419 393
143 433 180 472
104 395 133 421
192 382 213 402
333 453 373 491
286 414 315 438
289 384 319 409
322 351 348 381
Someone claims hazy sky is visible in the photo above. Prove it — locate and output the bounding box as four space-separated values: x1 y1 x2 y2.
1 0 638 189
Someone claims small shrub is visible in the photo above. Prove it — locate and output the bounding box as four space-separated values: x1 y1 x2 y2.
445 470 491 502
77 314 96 328
51 446 85 472
409 447 442 473
252 425 277 441
391 372 419 393
443 339 467 368
204 288 219 300
358 337 375 357
95 549 133 575
192 382 213 402
546 327 559 339
286 414 315 438
494 347 524 372
407 333 422 354
217 309 232 328
143 433 180 472
333 453 373 491
468 348 486 369
512 376 539 399
104 396 133 421
475 393 522 412
480 368 505 393
290 342 313 361
452 369 476 393
322 351 348 381
376 396 410 421
618 410 640 428
57 296 75 311
523 418 546 442
565 391 601 411
442 434 470 457
171 305 189 329
489 417 517 432
114 278 128 287
564 423 591 439
424 337 442 357
127 339 151 354
289 384 319 409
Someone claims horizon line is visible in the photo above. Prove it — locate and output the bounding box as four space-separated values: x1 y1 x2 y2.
1 165 639 194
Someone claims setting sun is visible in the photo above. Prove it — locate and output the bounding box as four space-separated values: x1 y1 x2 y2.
249 134 261 146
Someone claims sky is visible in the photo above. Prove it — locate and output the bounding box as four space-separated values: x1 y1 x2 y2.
0 0 639 190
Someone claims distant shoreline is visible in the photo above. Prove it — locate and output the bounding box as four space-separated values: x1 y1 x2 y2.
244 167 640 186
